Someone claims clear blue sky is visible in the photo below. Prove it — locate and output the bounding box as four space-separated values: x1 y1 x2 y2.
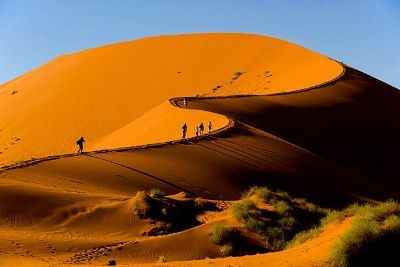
1 0 399 87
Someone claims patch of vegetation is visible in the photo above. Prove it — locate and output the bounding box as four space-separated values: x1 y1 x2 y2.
148 188 165 198
132 191 218 236
242 186 273 202
158 255 166 263
210 224 239 256
286 203 361 249
210 224 237 245
329 200 400 267
220 243 234 257
232 198 262 223
11 90 18 95
233 186 326 251
132 191 152 219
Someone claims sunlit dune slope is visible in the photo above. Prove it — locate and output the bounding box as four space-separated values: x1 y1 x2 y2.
0 33 342 165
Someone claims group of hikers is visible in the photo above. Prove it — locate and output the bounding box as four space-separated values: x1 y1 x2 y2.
76 120 213 154
75 98 213 153
182 121 213 140
181 98 214 139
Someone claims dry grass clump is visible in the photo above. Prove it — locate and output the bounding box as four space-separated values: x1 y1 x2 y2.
157 255 166 263
132 191 152 219
233 186 325 251
148 188 165 198
210 224 237 245
210 224 238 256
132 190 220 236
220 243 234 257
329 200 400 267
242 186 274 202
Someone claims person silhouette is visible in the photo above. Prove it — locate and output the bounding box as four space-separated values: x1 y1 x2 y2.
199 122 204 135
183 98 187 109
182 123 187 140
195 126 199 137
76 137 85 154
208 121 213 133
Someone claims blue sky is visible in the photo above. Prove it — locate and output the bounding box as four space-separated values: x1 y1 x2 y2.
0 0 399 87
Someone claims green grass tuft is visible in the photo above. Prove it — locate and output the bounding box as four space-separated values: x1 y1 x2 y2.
329 200 400 267
148 188 165 198
210 224 237 245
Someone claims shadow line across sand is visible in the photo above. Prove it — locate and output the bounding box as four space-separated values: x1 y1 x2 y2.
84 154 197 196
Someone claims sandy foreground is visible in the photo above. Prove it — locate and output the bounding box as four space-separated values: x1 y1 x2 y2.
0 33 399 266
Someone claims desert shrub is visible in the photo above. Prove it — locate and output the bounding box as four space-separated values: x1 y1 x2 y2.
382 215 400 231
321 210 346 226
232 198 261 223
286 227 321 248
243 186 274 202
220 243 234 257
244 217 266 234
132 191 152 218
234 187 325 251
278 216 296 231
148 188 165 198
276 201 291 215
107 258 117 266
158 255 166 263
264 227 286 250
210 224 237 245
329 200 400 267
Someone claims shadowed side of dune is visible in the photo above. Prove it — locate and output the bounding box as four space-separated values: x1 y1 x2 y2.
188 67 400 194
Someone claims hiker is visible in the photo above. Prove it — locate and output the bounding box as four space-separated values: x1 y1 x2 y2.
182 123 187 140
199 122 204 135
183 98 187 109
195 126 199 137
208 121 213 133
76 136 85 154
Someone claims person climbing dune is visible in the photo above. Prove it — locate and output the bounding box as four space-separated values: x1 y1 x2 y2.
76 136 85 154
182 123 187 140
208 121 213 133
199 122 204 135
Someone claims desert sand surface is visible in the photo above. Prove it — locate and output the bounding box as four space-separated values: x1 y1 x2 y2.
0 33 342 166
0 33 399 266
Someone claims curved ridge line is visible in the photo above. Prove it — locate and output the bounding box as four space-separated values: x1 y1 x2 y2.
0 63 345 171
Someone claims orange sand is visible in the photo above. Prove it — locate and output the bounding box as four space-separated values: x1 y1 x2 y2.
0 33 342 166
0 33 398 267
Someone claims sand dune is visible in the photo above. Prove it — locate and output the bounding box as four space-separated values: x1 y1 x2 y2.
0 33 342 166
0 33 398 266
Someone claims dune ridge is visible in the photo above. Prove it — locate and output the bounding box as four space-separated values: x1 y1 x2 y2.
0 33 343 166
1 33 398 266
0 60 344 171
